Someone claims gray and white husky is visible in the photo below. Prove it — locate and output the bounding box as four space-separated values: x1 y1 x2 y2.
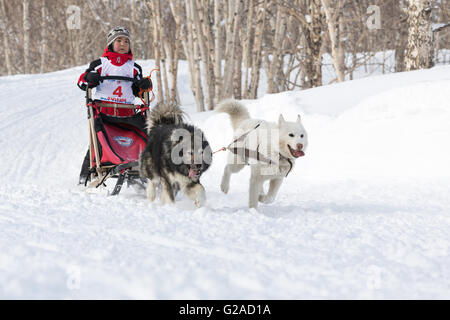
216 99 308 209
139 103 212 207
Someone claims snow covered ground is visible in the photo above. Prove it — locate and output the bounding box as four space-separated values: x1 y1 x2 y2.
0 62 449 299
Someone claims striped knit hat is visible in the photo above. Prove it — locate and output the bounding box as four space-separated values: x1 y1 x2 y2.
107 26 131 46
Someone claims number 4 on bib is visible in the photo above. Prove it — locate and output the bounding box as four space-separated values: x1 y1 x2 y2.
113 86 123 97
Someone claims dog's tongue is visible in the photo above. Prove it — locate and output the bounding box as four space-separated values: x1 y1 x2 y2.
189 168 198 178
293 150 305 157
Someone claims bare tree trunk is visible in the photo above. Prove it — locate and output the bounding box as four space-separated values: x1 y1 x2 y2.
191 0 215 110
223 0 242 99
405 0 434 70
395 30 408 72
391 1 408 72
156 2 174 104
233 20 243 99
171 37 181 105
167 0 182 105
167 36 181 105
321 0 345 82
169 0 199 107
162 26 180 105
281 0 324 89
276 31 289 92
337 13 345 77
149 0 164 103
249 0 267 99
185 0 205 111
23 0 30 73
224 0 233 59
213 0 222 103
242 0 254 98
200 0 215 82
302 0 323 89
40 0 47 73
267 5 286 93
181 35 199 107
0 0 12 75
161 58 171 102
198 0 216 107
395 21 408 72
130 0 139 59
141 1 148 59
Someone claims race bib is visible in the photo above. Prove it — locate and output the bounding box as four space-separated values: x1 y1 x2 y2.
94 57 135 104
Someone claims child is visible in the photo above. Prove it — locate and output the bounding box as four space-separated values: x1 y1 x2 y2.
77 26 151 184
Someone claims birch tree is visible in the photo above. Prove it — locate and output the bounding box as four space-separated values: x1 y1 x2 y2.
242 0 254 98
266 4 287 93
40 0 47 73
0 0 12 75
199 0 216 103
164 1 181 105
148 0 164 103
222 0 242 99
169 0 200 109
248 0 267 99
321 0 345 82
213 0 223 102
23 0 30 73
191 0 215 109
405 0 434 70
185 0 206 111
278 0 325 89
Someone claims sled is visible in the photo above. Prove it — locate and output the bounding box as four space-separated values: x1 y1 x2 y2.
85 76 151 195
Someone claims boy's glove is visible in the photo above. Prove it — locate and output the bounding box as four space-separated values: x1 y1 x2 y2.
135 78 152 90
84 72 101 87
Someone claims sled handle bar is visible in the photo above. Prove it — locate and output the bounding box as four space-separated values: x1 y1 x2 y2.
99 75 136 83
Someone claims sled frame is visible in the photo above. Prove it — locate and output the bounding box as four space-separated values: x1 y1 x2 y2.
86 87 149 195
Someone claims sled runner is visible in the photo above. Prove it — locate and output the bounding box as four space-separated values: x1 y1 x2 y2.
85 75 151 195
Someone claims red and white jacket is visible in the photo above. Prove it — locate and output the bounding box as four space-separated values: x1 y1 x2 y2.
78 46 143 116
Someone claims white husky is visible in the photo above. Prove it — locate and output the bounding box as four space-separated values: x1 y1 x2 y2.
216 99 308 209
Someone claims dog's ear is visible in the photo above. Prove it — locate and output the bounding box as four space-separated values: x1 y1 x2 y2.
278 114 285 126
297 114 301 123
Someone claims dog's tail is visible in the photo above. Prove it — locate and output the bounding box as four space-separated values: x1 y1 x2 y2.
215 99 251 130
147 102 185 131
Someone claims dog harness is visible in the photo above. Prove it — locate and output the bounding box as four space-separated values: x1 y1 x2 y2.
214 123 294 177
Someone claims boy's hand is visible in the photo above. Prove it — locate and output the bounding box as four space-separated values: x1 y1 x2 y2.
84 72 101 87
136 78 152 90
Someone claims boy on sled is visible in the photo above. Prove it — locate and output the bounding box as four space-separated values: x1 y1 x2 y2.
77 26 152 184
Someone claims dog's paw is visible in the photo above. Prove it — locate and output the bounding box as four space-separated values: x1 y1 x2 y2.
249 201 259 209
258 194 275 204
220 179 229 194
194 196 205 208
159 189 174 205
194 187 206 208
146 183 156 202
160 197 174 206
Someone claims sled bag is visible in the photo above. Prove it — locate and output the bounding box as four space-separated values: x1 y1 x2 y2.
93 113 147 166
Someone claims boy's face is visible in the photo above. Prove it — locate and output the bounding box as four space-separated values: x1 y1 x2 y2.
113 37 130 54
